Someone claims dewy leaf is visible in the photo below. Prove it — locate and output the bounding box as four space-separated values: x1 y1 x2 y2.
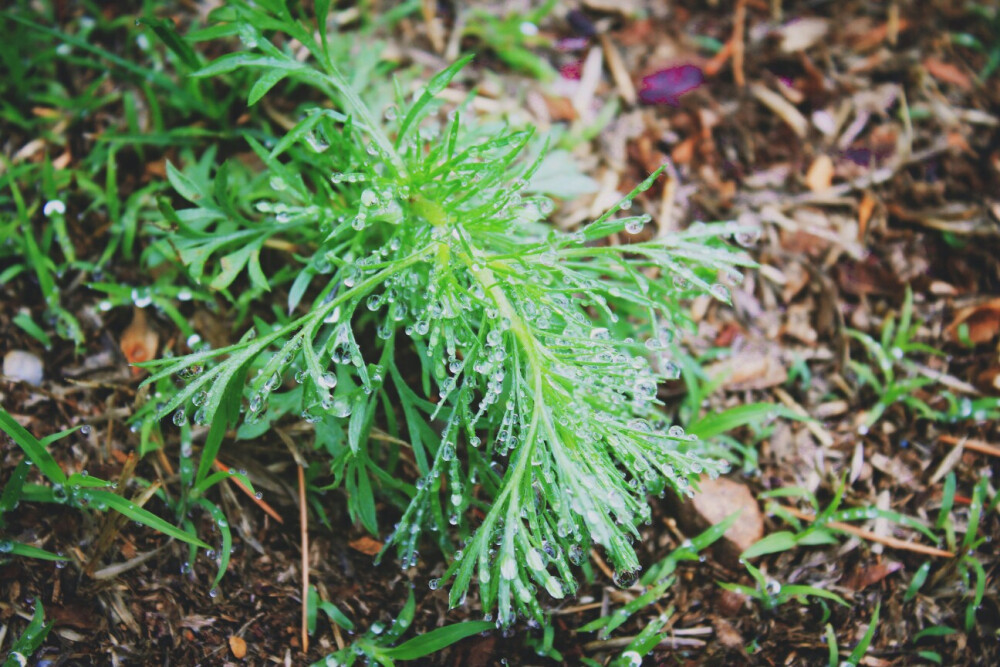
84 490 210 550
248 68 289 105
0 408 67 485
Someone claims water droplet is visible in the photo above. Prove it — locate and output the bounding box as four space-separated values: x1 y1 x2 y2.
709 284 731 303
131 287 153 308
43 200 66 217
172 409 187 426
318 372 337 389
625 217 645 234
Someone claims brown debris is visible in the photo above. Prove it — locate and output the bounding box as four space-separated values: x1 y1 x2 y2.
673 477 764 568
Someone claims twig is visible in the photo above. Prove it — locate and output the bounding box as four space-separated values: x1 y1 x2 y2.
939 435 1000 459
299 463 309 655
732 0 747 87
589 548 616 583
777 505 955 558
703 38 734 78
584 635 706 651
553 601 605 615
600 35 636 106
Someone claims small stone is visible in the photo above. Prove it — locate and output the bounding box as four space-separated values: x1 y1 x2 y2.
671 477 764 568
3 350 44 386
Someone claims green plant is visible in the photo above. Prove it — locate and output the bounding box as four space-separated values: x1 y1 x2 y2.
950 3 1000 81
744 473 996 663
848 288 1000 430
1 601 51 667
0 407 209 558
138 1 754 628
461 0 559 80
307 587 491 666
137 2 750 625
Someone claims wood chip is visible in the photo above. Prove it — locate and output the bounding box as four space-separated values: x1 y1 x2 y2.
779 17 829 52
705 345 787 390
600 35 636 105
571 46 604 122
751 84 809 138
945 298 1000 344
805 154 834 192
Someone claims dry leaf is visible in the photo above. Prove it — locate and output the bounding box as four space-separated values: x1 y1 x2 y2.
923 58 972 91
805 154 834 192
673 477 763 567
348 536 384 556
945 299 1000 344
229 635 247 659
841 560 902 591
706 345 788 390
120 308 159 376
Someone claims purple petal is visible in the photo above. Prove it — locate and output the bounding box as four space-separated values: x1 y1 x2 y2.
639 65 705 106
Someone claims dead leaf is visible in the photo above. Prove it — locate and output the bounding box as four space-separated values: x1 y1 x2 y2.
348 536 384 556
706 345 788 390
805 154 834 192
923 58 972 91
841 560 902 591
673 477 764 567
229 635 248 659
120 307 159 376
945 299 1000 344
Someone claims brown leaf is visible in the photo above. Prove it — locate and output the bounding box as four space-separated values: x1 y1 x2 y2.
348 536 384 556
229 635 248 659
835 258 901 297
841 560 902 591
705 345 788 390
923 58 972 91
673 477 763 567
945 299 1000 344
